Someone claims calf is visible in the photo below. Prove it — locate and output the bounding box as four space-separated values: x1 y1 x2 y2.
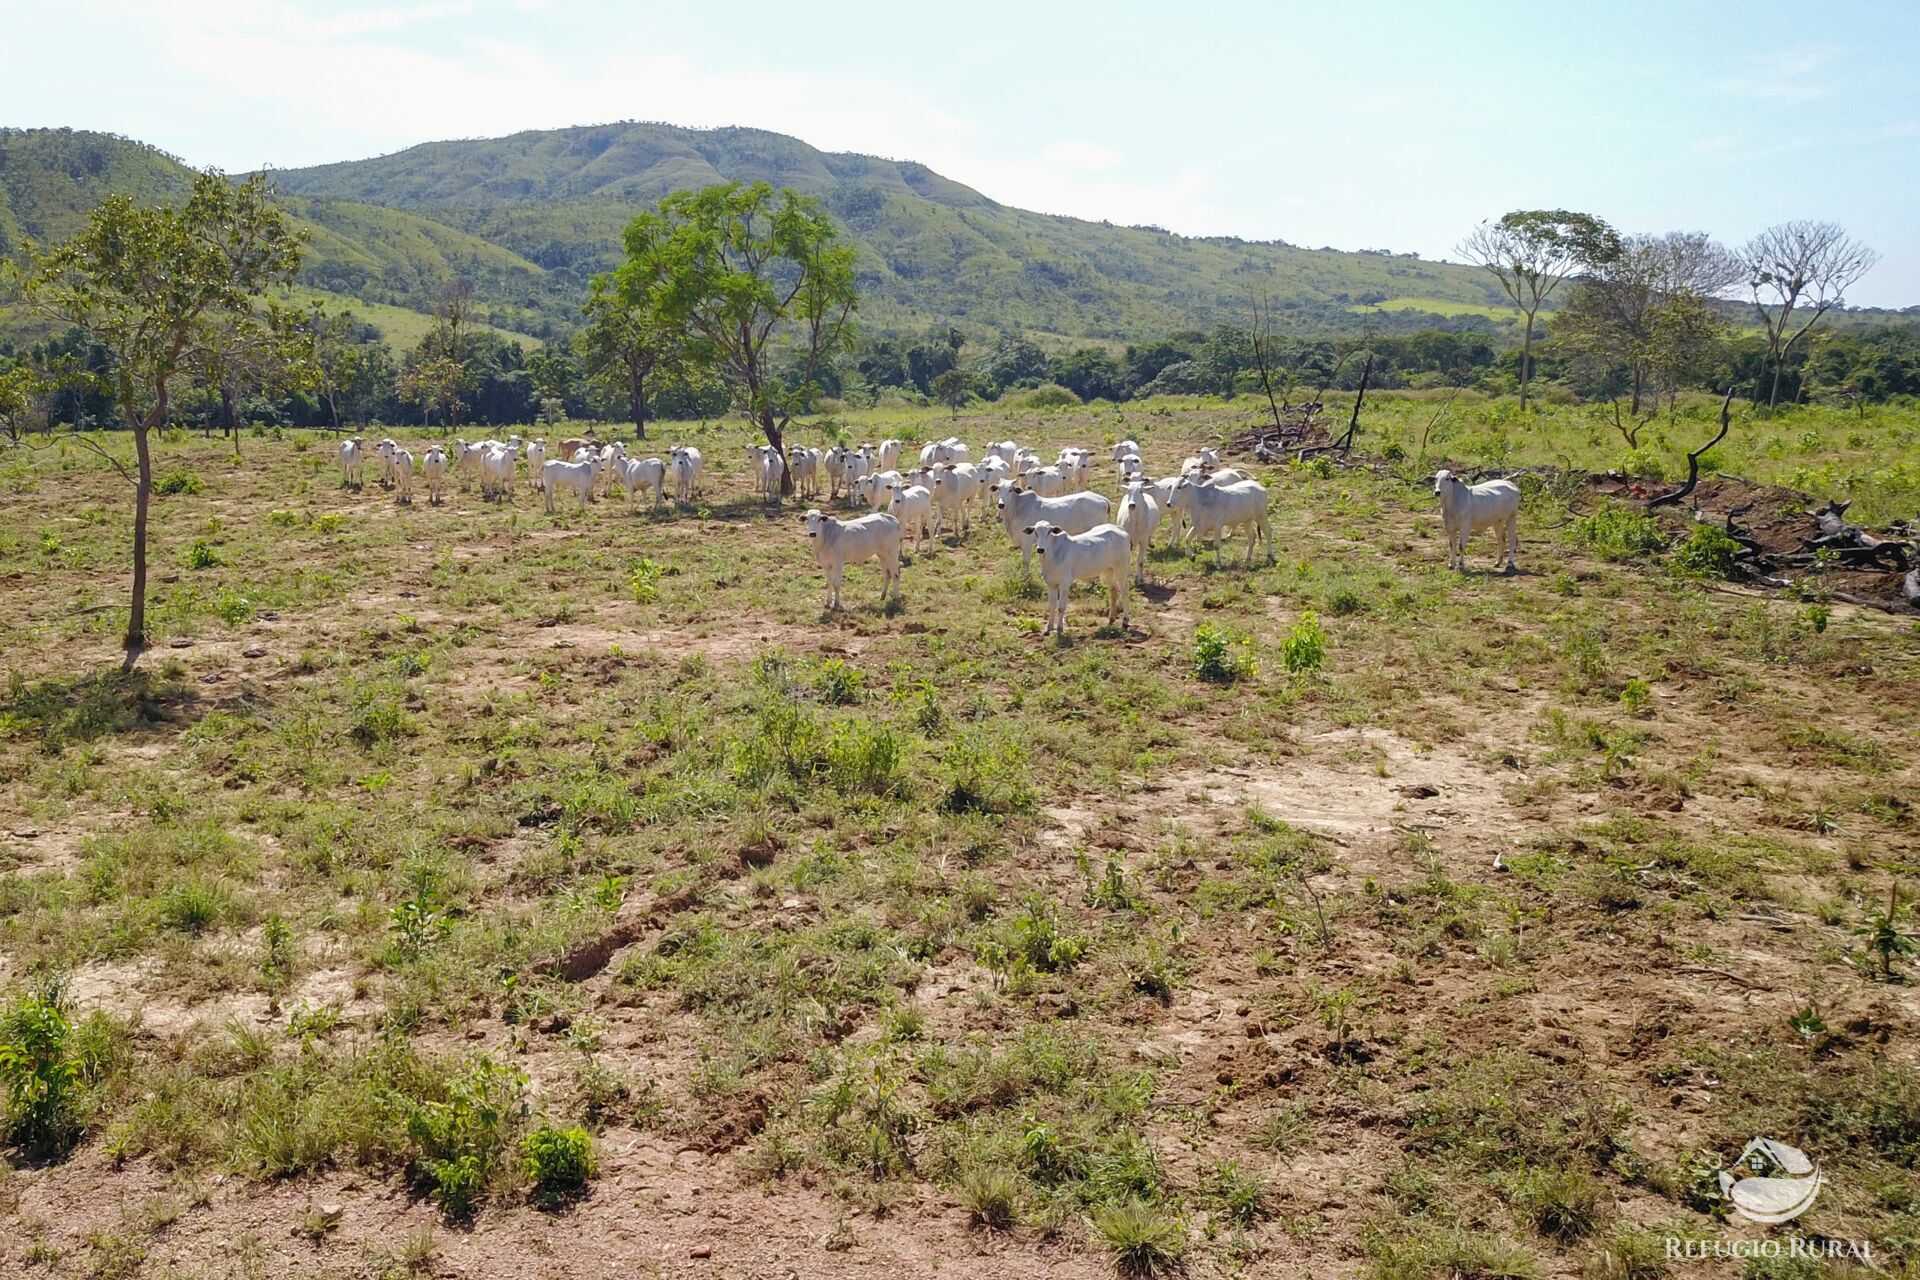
1432 469 1521 572
804 508 903 610
1027 522 1131 636
390 446 415 504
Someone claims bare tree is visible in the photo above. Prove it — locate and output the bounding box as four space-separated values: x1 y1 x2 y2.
1740 221 1877 410
1247 286 1290 433
1457 210 1620 410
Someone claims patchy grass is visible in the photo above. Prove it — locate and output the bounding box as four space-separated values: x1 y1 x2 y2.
0 403 1915 1275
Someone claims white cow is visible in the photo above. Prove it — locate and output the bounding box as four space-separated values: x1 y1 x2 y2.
339 438 367 487
876 439 904 472
1018 464 1069 498
619 455 668 506
421 445 448 505
919 437 969 467
375 438 400 488
1056 448 1092 490
543 458 596 513
480 444 517 501
885 481 934 553
1110 439 1142 463
929 463 985 538
390 446 415 504
746 443 786 502
804 509 903 610
1168 477 1273 566
994 485 1113 570
787 446 822 498
1433 469 1521 572
1116 482 1160 583
669 446 703 503
1027 522 1131 636
856 469 903 511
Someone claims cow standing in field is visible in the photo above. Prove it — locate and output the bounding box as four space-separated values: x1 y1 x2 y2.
1432 469 1521 572
804 508 903 610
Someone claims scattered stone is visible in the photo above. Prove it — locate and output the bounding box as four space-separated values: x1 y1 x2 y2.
168 638 192 648
12 828 38 839
242 647 267 659
689 1244 712 1259
316 1203 344 1224
1398 784 1440 799
200 674 223 684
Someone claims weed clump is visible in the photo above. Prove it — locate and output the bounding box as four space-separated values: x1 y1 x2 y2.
1672 524 1742 579
520 1124 595 1208
1192 622 1255 683
1572 504 1666 561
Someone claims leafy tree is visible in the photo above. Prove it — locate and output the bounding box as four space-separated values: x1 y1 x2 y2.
615 182 856 492
577 274 677 436
905 326 964 395
0 358 38 443
981 333 1048 390
1552 232 1739 412
21 171 303 669
1048 347 1123 402
1740 221 1878 410
1458 210 1621 409
931 367 975 416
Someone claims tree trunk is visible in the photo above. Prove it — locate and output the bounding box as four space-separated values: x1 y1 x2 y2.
124 414 156 671
220 384 237 436
761 410 794 497
1629 367 1645 416
1767 340 1785 411
629 370 647 439
1518 311 1536 410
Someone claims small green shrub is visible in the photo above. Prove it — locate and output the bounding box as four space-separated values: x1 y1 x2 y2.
314 513 347 535
1204 1157 1270 1226
520 1125 595 1207
1572 504 1666 561
811 658 865 705
1672 525 1742 579
1618 679 1651 716
0 985 85 1159
406 1056 527 1217
939 733 1033 814
1281 611 1329 675
213 589 253 626
1515 1166 1606 1241
1091 1198 1184 1278
629 558 664 604
1192 623 1255 683
154 470 202 496
183 539 222 570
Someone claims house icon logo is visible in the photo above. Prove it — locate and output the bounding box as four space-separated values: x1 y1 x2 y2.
1718 1138 1822 1225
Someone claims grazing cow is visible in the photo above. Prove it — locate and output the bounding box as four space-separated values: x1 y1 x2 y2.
1027 522 1131 636
1167 477 1273 566
803 508 903 610
993 484 1113 570
1117 482 1161 583
1432 469 1521 572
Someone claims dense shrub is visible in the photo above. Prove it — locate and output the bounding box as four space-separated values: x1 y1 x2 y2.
521 1125 595 1207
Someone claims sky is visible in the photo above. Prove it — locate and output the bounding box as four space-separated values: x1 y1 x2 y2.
7 0 1920 305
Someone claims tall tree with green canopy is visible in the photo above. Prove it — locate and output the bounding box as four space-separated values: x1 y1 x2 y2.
21 171 304 670
577 274 680 438
614 182 857 494
1458 210 1621 410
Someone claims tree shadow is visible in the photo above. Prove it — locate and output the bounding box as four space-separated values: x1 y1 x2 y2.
1 668 198 748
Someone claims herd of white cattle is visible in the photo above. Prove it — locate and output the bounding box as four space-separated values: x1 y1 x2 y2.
335 432 1522 633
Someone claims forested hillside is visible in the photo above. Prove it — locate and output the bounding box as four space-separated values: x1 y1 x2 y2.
3 124 1529 345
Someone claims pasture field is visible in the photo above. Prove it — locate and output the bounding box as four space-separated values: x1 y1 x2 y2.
1 399 1918 1280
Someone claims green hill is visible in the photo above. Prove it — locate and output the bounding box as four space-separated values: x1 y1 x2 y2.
271 121 1523 340
0 128 551 347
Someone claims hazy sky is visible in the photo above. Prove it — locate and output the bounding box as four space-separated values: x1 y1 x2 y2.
8 0 1919 305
